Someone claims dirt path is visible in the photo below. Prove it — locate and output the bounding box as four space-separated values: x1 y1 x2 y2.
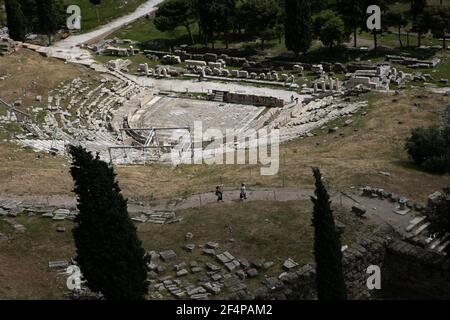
150 187 412 232
53 0 165 49
0 187 413 233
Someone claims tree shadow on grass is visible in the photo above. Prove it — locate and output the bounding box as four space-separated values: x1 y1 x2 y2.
391 159 450 177
268 45 441 64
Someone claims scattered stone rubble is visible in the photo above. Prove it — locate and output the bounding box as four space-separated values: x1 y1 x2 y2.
238 230 394 300
106 59 132 71
0 26 8 38
345 64 393 90
143 240 301 300
82 38 138 57
131 210 181 224
360 186 423 213
0 37 17 56
385 55 440 69
0 199 79 228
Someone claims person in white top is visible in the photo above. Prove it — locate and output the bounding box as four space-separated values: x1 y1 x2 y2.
240 183 247 200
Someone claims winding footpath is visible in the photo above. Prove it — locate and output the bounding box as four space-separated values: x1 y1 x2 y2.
54 0 166 49
0 187 413 234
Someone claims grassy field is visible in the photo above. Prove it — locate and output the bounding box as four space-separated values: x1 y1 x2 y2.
110 16 195 50
0 0 148 32
0 199 373 299
0 216 75 299
64 0 149 32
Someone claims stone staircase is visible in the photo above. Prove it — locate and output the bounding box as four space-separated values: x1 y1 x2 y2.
406 216 449 254
213 91 225 102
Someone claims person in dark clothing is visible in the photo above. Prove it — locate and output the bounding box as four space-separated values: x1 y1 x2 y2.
215 186 224 202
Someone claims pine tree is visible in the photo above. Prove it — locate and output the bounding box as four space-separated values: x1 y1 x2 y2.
284 0 312 56
311 168 347 300
5 0 27 42
69 146 148 300
36 0 62 45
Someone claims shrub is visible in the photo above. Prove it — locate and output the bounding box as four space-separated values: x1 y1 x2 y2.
405 124 450 174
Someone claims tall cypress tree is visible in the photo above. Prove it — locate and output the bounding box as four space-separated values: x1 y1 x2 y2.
69 146 148 300
5 0 27 42
284 0 312 56
311 168 347 300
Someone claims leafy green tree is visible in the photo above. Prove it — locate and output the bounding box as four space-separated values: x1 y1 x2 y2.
366 0 388 50
5 0 27 41
89 0 102 23
69 146 148 300
311 168 347 300
196 0 223 47
413 13 427 47
338 0 365 47
423 6 450 49
238 0 281 50
412 0 427 23
36 0 63 45
405 124 450 174
385 10 409 48
154 0 195 45
18 0 38 33
313 10 348 48
410 0 427 46
217 0 236 49
284 0 313 56
427 188 450 255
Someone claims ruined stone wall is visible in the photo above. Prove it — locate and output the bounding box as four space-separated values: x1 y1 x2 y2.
233 233 392 300
223 92 284 108
343 234 391 299
382 240 450 300
238 232 450 300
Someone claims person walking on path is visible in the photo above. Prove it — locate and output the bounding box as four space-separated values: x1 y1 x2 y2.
240 184 247 200
215 185 224 202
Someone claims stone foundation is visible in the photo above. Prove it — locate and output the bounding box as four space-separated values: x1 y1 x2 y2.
229 229 450 300
220 91 284 108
